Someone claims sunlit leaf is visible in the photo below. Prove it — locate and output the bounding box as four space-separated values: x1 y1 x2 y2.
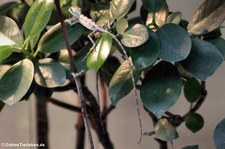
182 145 199 149
0 59 34 105
110 0 135 20
145 3 169 30
185 113 204 133
0 46 13 61
23 0 54 48
116 18 128 35
166 12 182 25
142 0 166 13
121 24 149 47
184 78 201 103
156 23 192 62
188 0 225 35
155 118 179 141
34 58 66 88
109 59 140 105
131 28 159 70
38 23 84 53
214 118 225 149
180 38 223 80
101 56 121 86
0 16 22 46
140 61 182 118
86 33 113 71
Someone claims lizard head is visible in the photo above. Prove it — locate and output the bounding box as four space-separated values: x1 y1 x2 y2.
69 6 81 17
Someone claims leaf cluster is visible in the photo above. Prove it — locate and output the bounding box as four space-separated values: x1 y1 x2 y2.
0 0 225 148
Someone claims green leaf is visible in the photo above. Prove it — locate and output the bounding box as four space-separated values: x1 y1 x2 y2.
185 113 204 133
109 59 140 105
0 16 22 46
142 0 166 13
86 33 113 71
8 3 29 28
182 145 199 149
23 0 54 48
116 18 128 35
214 118 225 149
156 23 192 62
131 28 159 70
0 59 34 105
184 78 201 103
209 37 225 59
101 56 121 86
140 61 182 119
0 2 18 15
74 44 90 72
34 58 66 88
154 118 179 141
0 46 13 61
166 12 182 25
0 65 11 79
180 38 224 80
121 24 149 47
0 101 4 112
38 23 84 53
110 0 135 20
188 0 225 35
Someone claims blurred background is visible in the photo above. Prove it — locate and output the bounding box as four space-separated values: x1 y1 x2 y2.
0 0 225 149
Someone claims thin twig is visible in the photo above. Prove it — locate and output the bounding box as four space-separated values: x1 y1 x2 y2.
54 1 94 148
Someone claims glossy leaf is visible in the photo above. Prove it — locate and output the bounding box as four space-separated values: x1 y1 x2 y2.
0 59 34 105
182 145 199 149
38 23 84 53
155 118 179 141
214 118 225 149
180 38 223 80
121 24 149 47
156 23 192 62
109 59 140 105
188 0 225 35
23 0 54 48
116 18 128 35
86 33 113 71
74 44 91 72
131 28 159 70
34 58 66 88
110 0 135 20
185 113 204 133
142 0 166 13
140 61 182 119
0 46 13 61
0 65 11 79
166 12 182 25
184 78 201 103
145 3 169 29
0 16 22 46
209 37 225 59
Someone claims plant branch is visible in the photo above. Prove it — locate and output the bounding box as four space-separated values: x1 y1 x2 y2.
54 1 94 148
48 97 81 112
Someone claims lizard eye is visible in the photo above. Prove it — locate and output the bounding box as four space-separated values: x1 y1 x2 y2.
71 6 81 14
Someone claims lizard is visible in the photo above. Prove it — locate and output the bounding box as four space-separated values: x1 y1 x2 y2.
67 5 143 144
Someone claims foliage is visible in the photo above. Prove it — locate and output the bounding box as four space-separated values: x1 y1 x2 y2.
0 0 225 148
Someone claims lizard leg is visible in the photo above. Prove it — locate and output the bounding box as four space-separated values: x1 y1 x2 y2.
82 30 97 61
67 17 78 26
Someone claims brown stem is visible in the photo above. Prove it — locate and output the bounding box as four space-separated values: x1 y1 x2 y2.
36 99 48 149
76 113 85 149
54 1 94 148
48 97 81 112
